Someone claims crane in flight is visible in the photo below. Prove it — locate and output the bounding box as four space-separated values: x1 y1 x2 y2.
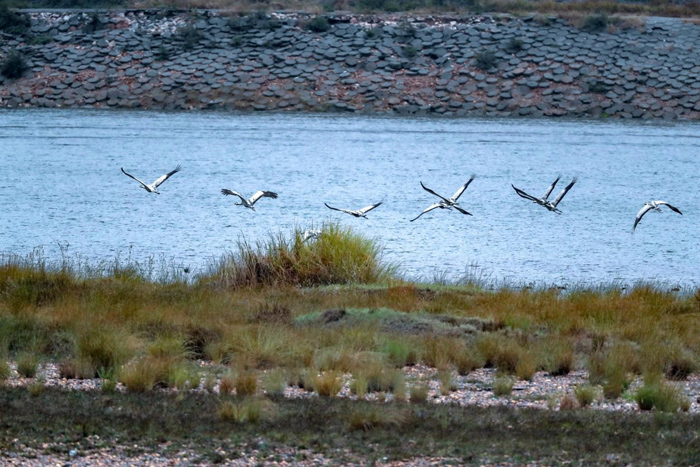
121 165 182 194
633 201 682 231
221 189 278 211
411 176 475 222
512 176 577 214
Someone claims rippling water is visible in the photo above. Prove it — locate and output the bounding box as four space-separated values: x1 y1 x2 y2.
1 109 699 285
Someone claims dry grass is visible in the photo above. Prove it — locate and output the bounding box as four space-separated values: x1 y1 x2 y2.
347 404 410 431
218 397 277 423
409 383 429 404
0 235 697 398
313 370 343 397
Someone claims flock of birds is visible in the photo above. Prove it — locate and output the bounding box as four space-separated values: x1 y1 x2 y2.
120 166 683 232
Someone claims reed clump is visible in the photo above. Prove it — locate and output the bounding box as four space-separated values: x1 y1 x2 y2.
201 223 394 288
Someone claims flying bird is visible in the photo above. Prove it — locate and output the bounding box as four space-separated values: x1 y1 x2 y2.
121 165 181 194
221 189 278 211
324 201 382 218
512 176 577 214
411 177 475 222
633 201 682 231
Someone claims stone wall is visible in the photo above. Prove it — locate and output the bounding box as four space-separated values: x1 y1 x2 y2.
1 10 700 119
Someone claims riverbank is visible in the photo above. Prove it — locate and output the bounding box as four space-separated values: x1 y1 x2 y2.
2 9 700 118
0 225 699 463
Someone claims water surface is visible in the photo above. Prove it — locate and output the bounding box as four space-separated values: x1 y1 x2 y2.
1 109 698 285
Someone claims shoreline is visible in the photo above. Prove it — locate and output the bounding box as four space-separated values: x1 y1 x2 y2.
2 10 700 119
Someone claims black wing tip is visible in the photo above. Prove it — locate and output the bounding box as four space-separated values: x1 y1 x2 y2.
268 192 279 199
221 188 230 195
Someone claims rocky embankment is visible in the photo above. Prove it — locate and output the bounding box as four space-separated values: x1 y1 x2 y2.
1 10 700 118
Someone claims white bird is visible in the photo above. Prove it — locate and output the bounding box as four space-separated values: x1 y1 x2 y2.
324 201 382 218
121 165 181 194
221 189 278 211
301 229 322 243
411 176 475 222
633 200 682 231
512 176 577 214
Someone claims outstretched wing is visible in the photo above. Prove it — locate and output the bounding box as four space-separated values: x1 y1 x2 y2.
542 174 561 201
452 205 473 216
450 175 476 202
249 190 278 205
153 164 182 188
420 182 450 203
410 203 442 222
121 167 148 187
633 203 653 231
324 203 354 216
551 178 577 207
658 201 682 215
358 202 382 215
511 184 540 203
221 189 247 203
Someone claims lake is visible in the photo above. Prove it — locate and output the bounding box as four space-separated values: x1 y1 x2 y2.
1 109 698 286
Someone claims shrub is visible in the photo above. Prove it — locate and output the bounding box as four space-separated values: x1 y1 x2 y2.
575 384 598 407
307 16 330 33
155 46 170 62
582 13 608 33
504 37 524 53
402 46 418 59
474 50 497 70
178 25 204 51
423 336 460 369
492 375 515 397
201 224 394 288
1 52 27 79
0 5 30 35
476 334 524 374
313 371 343 397
588 80 609 94
16 352 39 378
409 383 429 403
82 12 104 34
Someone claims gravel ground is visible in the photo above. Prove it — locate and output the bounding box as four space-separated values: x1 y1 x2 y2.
2 361 698 465
4 361 700 413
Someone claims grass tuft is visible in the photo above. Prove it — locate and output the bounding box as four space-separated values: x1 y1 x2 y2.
218 398 276 423
635 381 689 413
409 383 429 403
313 370 343 397
492 375 515 397
201 224 394 288
574 384 598 407
16 352 39 378
348 404 409 431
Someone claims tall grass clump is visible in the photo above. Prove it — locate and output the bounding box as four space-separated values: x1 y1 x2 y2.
202 224 394 288
0 359 10 381
76 328 133 377
635 381 689 412
16 352 39 378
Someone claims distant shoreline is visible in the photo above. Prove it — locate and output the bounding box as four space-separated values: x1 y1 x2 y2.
1 10 700 119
